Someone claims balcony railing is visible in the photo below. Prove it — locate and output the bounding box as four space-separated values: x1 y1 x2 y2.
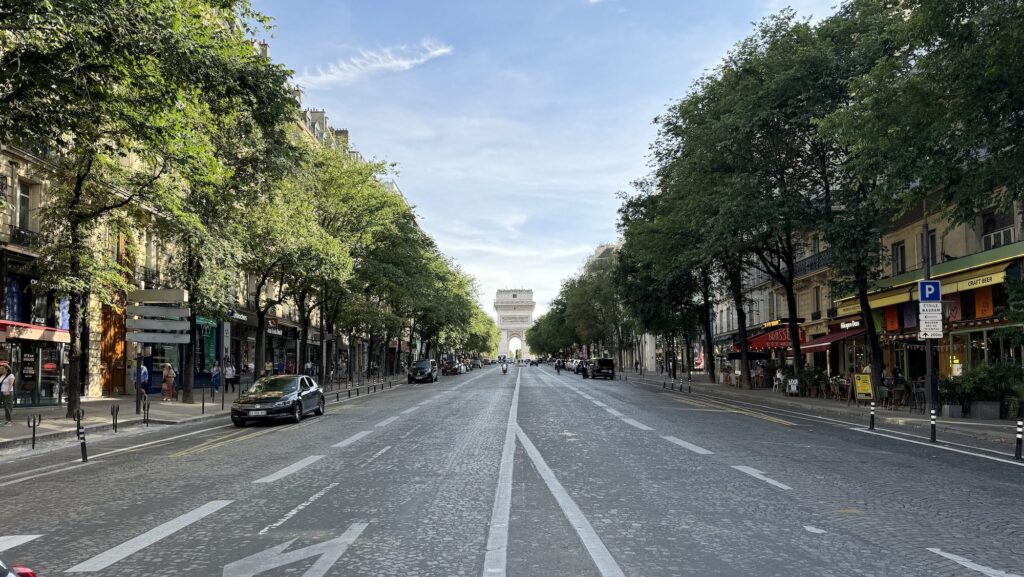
9 225 38 247
826 306 838 319
793 249 832 278
983 226 1014 251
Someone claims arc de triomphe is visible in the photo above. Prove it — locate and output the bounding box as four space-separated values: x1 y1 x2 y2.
494 289 535 359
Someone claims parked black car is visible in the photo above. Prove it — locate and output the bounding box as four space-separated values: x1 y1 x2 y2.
408 359 438 383
591 358 615 380
231 375 325 427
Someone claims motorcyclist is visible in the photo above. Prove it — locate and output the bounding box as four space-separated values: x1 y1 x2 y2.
501 362 508 375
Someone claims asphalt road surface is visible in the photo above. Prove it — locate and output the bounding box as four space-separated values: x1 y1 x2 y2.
1 365 1022 576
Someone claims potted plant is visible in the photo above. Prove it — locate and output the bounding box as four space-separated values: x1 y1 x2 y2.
959 363 1024 420
938 376 964 418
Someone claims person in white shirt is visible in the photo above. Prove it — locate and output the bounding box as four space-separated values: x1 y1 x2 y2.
224 360 236 392
1 361 15 426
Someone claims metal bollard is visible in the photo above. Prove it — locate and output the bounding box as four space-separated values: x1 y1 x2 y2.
688 375 692 393
348 389 351 399
26 414 41 449
143 398 151 427
663 381 666 389
930 409 937 443
671 377 676 391
356 387 360 397
74 409 88 462
201 386 206 414
336 392 340 402
869 401 875 431
110 404 120 433
1015 420 1022 461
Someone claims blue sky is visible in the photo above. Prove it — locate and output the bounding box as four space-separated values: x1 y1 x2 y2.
253 0 838 318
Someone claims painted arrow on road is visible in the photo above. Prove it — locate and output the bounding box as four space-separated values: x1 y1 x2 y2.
222 523 367 577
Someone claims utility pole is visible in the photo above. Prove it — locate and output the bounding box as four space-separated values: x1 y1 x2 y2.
922 200 938 413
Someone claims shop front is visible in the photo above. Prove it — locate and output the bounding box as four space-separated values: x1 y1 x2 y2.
0 320 70 406
226 308 257 383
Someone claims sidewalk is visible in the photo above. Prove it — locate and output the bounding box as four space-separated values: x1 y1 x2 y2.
0 391 231 450
625 370 1022 447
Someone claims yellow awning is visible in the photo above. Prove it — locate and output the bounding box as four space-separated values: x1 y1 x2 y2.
935 263 1008 296
836 286 912 315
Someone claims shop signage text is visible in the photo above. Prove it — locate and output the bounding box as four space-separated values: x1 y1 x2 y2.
839 320 860 330
227 310 248 321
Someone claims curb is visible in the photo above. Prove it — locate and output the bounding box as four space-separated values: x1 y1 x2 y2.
629 375 1019 445
0 378 412 451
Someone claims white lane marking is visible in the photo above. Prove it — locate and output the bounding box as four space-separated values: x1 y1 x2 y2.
592 400 607 408
731 466 792 491
418 400 432 406
332 430 372 449
399 424 423 439
253 455 324 484
621 418 653 431
0 535 42 552
482 368 522 577
375 416 399 428
604 408 624 418
0 462 90 488
579 393 594 400
360 445 392 468
927 548 1022 577
226 523 367 577
852 428 1024 467
258 483 339 535
401 406 420 415
661 436 714 455
0 424 234 485
515 426 625 577
803 526 827 535
66 500 233 572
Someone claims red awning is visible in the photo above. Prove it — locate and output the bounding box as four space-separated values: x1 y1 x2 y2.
799 327 865 354
0 320 71 343
735 326 806 351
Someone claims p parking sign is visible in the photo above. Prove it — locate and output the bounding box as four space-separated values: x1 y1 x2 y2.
919 280 941 302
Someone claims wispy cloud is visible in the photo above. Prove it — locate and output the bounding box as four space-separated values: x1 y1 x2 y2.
295 38 453 88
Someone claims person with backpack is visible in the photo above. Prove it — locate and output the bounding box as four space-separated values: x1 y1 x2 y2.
0 361 14 426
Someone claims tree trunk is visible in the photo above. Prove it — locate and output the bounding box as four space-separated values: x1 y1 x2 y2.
783 275 804 374
347 329 356 383
727 267 752 388
318 303 326 385
65 289 85 418
699 268 717 383
683 328 693 382
407 321 416 365
297 292 309 371
255 309 267 380
857 273 884 401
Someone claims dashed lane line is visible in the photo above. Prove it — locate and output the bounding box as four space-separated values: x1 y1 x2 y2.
621 418 653 431
253 455 325 484
661 436 714 455
604 407 624 418
332 430 372 449
66 500 233 572
360 445 392 468
803 526 827 535
258 483 339 535
401 406 420 415
731 465 792 491
375 416 399 428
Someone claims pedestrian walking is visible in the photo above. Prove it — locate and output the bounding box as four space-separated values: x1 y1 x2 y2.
161 363 177 401
211 360 221 393
0 361 15 426
634 360 640 373
224 360 236 393
136 362 149 394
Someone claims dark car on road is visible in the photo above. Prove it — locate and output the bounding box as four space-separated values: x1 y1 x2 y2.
409 359 439 383
591 358 615 380
231 375 325 427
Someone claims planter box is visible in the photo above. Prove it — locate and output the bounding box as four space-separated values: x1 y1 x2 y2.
942 404 962 418
969 401 1001 420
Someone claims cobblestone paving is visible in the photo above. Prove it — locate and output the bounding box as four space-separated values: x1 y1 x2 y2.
0 365 1019 576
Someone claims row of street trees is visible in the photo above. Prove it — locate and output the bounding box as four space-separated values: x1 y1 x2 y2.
537 0 1024 395
0 0 497 415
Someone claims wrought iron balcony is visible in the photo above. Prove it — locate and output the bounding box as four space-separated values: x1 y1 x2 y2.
793 249 832 278
9 225 38 247
826 306 838 319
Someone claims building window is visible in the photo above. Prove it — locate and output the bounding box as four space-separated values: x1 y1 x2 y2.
17 181 31 230
928 229 938 266
813 286 821 314
812 235 820 254
982 211 1014 251
892 241 906 275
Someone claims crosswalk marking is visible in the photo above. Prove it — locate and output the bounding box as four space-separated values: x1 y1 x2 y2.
66 500 233 572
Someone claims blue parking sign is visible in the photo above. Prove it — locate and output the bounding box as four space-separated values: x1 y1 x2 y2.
919 280 941 302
